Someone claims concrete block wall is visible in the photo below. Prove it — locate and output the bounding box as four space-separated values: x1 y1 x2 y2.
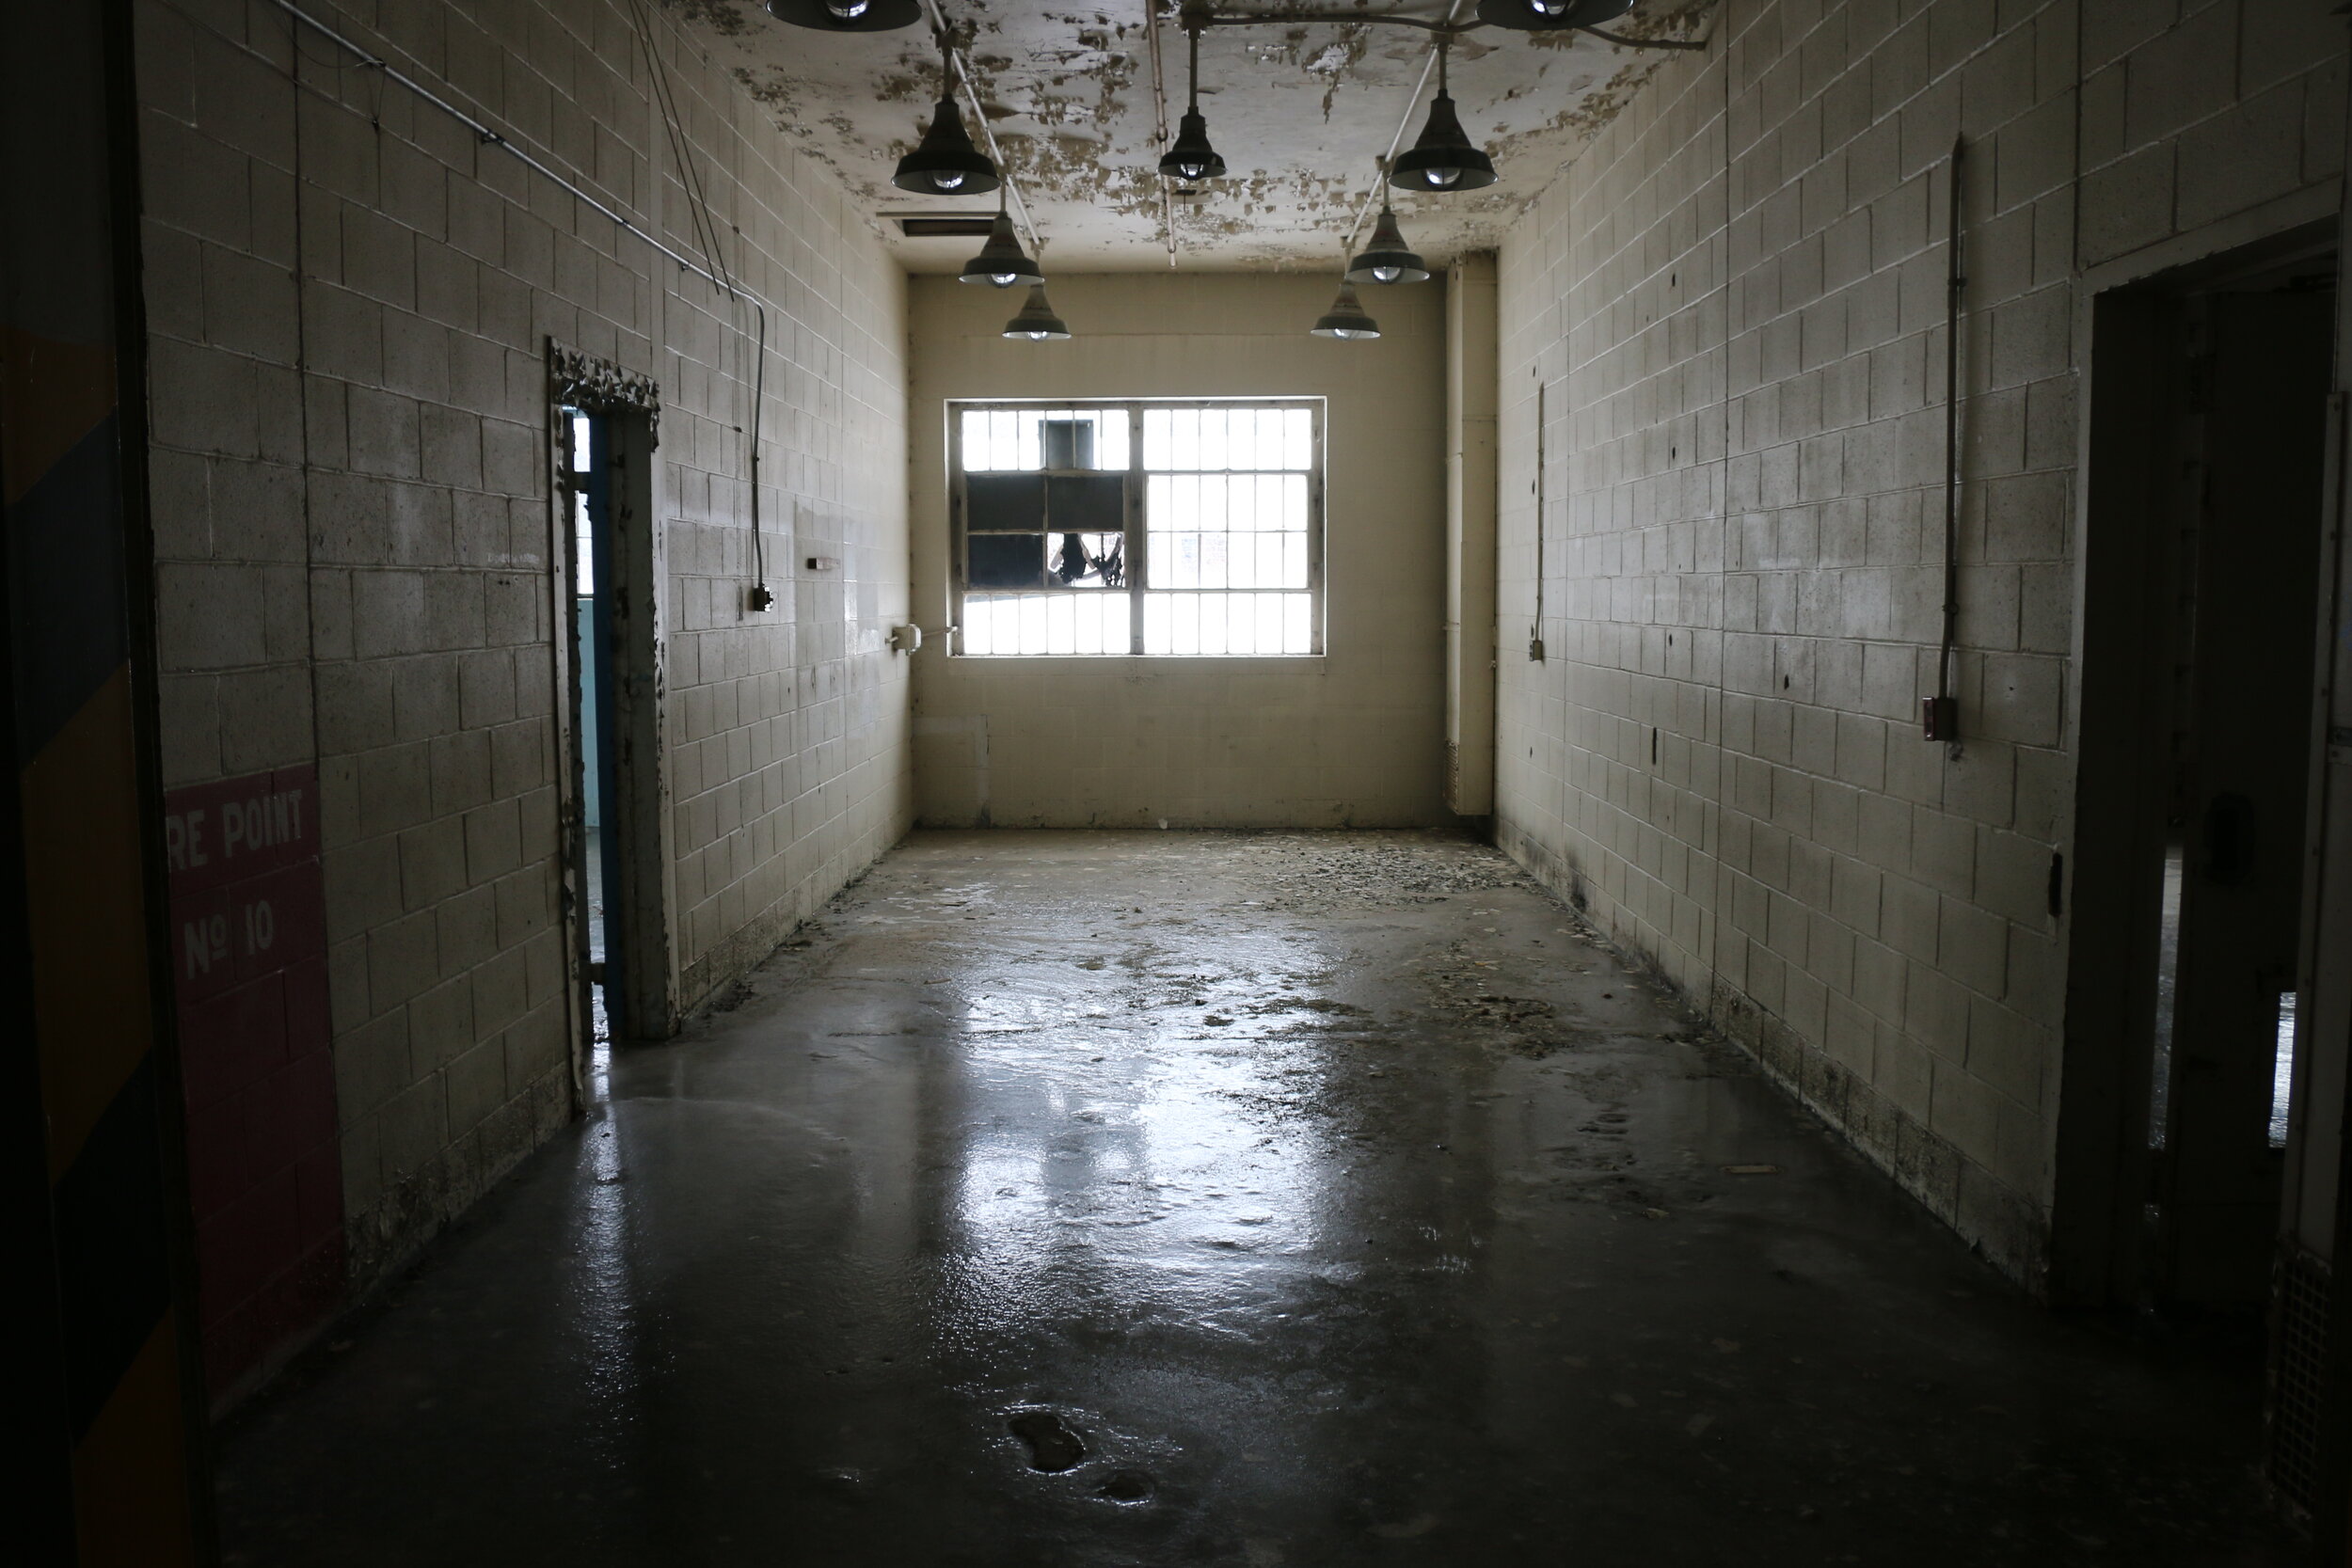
134 0 910 1302
907 273 1451 831
1494 0 2344 1283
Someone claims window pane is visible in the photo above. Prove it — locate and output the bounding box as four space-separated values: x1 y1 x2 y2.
573 490 594 595
1046 474 1124 532
969 473 1046 531
1284 407 1312 468
966 592 1129 655
959 403 1317 657
969 533 1043 589
1041 416 1093 469
1140 593 1311 655
1049 532 1125 588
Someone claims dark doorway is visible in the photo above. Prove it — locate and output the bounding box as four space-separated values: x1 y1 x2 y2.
2060 234 2337 1323
2151 281 2334 1308
568 407 628 1052
560 400 670 1060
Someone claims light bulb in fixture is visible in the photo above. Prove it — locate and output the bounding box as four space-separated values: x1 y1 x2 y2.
1345 199 1428 286
1473 0 1637 28
891 35 1000 196
1155 16 1228 182
1311 279 1381 340
1003 284 1071 341
959 206 1043 289
766 0 921 29
1388 41 1496 193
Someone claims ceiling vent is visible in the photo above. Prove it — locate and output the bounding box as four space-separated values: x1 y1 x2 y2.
894 214 1000 238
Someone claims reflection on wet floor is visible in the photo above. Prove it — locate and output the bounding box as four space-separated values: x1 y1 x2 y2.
216 831 2296 1566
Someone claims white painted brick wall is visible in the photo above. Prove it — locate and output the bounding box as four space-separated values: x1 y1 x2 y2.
135 0 911 1285
1494 0 2344 1282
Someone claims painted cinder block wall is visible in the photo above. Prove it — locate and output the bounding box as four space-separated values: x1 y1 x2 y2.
1494 0 2346 1283
907 272 1452 830
132 0 911 1358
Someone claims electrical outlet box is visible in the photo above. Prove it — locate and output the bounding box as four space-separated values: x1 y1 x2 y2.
746 582 774 612
1922 695 1958 740
804 555 838 572
1528 636 1546 661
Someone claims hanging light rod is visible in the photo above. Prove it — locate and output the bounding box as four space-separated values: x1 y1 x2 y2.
1159 6 1229 180
911 1 1046 252
893 27 1000 195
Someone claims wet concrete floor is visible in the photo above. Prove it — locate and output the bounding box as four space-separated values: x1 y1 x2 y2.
219 831 2296 1565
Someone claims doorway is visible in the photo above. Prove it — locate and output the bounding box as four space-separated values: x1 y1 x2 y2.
559 395 673 1063
2060 232 2336 1320
2150 278 2334 1308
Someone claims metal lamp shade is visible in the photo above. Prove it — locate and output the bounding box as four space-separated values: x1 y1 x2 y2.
765 0 923 30
1157 109 1228 182
892 98 1000 196
1345 206 1428 284
959 212 1042 287
1311 280 1380 340
1473 0 1638 28
1003 284 1072 341
1388 90 1497 192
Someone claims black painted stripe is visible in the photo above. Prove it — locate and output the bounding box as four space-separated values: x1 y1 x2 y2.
52 1050 169 1443
5 412 129 768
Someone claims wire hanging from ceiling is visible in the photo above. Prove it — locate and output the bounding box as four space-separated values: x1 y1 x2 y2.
624 0 774 607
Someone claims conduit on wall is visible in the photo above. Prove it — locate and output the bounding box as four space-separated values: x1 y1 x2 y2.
1447 252 1500 816
1928 136 1966 743
264 0 785 599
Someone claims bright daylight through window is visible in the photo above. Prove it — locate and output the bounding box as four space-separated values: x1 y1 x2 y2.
951 400 1322 656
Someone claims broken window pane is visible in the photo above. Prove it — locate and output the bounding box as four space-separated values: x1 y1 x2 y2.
1051 533 1124 588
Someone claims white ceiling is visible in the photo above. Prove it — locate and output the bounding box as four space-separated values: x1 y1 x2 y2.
674 1 1714 273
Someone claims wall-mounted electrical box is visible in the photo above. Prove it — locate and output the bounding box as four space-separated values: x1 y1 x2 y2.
804 556 838 573
1922 695 1958 740
746 582 774 612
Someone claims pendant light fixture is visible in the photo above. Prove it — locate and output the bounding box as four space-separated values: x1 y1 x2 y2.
1157 8 1227 182
1390 38 1496 193
767 0 921 30
892 31 999 197
1474 0 1638 28
958 194 1043 287
1346 190 1429 284
1004 283 1072 341
1311 278 1380 340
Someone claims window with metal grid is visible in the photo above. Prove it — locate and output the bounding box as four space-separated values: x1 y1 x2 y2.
949 399 1324 657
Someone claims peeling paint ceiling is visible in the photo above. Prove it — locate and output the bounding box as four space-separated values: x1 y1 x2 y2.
673 1 1715 273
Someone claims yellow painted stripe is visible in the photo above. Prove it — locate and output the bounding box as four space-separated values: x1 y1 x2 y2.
71 1314 197 1568
1 325 117 508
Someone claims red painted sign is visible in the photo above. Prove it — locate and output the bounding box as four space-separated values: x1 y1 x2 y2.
164 765 341 1395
